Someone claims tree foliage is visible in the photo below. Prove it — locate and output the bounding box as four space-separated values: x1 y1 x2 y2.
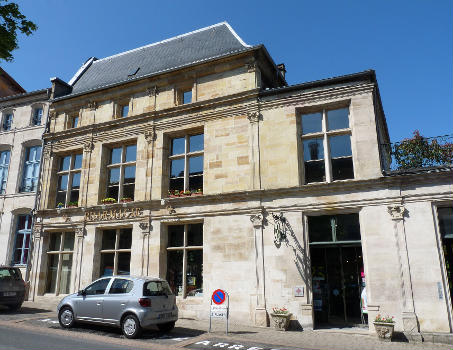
391 130 453 170
0 0 37 62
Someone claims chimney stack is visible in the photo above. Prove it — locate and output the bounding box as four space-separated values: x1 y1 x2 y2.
277 63 286 79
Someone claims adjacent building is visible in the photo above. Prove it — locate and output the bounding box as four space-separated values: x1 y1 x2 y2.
28 22 452 341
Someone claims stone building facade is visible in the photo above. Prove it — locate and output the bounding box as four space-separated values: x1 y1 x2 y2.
0 88 49 281
29 23 452 340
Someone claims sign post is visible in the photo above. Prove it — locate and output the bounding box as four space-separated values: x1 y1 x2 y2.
209 289 229 334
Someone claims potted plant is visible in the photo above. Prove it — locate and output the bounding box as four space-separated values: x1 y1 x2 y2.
270 307 292 331
120 197 132 203
168 190 180 198
67 201 78 208
193 188 203 196
182 190 192 196
101 197 117 204
373 314 395 342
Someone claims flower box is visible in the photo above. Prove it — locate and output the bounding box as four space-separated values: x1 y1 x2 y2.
270 312 292 331
373 322 395 342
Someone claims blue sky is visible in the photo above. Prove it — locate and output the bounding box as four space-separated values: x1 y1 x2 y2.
2 0 452 142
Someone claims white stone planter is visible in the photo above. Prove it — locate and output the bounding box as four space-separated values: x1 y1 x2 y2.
270 313 292 331
374 322 395 342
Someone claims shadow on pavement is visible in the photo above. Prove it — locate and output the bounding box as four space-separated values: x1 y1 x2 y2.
0 306 51 314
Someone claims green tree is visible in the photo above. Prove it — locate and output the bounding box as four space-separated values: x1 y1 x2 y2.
0 0 37 62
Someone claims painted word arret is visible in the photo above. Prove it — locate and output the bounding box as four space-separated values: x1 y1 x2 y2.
212 289 226 305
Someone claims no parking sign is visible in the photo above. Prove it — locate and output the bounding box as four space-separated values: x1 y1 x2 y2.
209 289 229 334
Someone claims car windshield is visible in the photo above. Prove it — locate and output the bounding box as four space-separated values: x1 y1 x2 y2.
0 268 21 280
143 280 173 296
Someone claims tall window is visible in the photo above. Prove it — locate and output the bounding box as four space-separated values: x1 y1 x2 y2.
438 207 453 306
32 107 43 126
0 150 10 194
70 115 79 128
56 154 82 207
169 134 203 192
12 215 32 265
3 113 13 131
166 223 203 297
21 145 41 192
99 228 132 277
301 108 353 183
46 232 75 294
106 144 136 202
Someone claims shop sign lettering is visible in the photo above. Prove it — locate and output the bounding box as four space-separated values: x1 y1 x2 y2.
85 207 143 221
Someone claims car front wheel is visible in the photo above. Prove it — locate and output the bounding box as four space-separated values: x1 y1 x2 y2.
58 306 75 328
157 321 175 332
122 314 142 339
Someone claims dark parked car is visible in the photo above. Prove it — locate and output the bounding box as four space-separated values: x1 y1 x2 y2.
0 266 26 310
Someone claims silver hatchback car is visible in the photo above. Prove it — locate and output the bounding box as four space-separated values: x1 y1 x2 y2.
57 276 178 338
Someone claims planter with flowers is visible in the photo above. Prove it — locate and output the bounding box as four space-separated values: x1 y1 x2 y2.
373 314 395 342
101 197 117 205
120 197 132 203
168 190 181 198
182 190 192 197
67 201 78 208
270 307 292 331
193 189 203 196
56 202 64 209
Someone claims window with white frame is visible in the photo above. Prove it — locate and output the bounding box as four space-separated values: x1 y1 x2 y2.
99 228 132 277
0 150 10 194
169 134 203 193
106 144 136 202
56 153 82 207
301 107 354 183
166 223 203 297
12 215 32 265
21 145 41 192
32 106 43 126
2 112 13 131
46 232 75 294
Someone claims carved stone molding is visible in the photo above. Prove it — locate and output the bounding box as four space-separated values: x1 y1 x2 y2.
388 205 406 220
146 86 158 96
86 101 97 110
33 226 44 239
49 111 57 119
43 146 52 158
166 205 176 215
247 111 261 124
75 227 85 238
247 62 258 73
144 129 157 143
250 214 264 228
83 141 94 153
139 221 149 232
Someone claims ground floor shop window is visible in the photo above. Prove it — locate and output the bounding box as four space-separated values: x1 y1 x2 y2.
99 228 132 277
308 213 365 327
437 207 453 307
46 232 74 294
12 215 32 265
166 223 203 297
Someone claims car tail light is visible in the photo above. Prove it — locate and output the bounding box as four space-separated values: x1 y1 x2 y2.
139 298 151 307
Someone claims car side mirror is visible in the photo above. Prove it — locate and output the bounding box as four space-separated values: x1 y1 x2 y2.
78 289 86 296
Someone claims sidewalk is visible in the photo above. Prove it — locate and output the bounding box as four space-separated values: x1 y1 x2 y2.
16 299 452 350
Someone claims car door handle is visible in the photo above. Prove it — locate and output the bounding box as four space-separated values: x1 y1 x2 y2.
96 302 101 306
121 303 126 306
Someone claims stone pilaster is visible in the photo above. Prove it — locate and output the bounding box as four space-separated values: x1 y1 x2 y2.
72 227 86 292
29 226 45 300
388 204 422 342
140 221 150 276
247 111 262 190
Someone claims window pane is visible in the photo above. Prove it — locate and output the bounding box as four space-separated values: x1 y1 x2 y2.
85 278 110 295
331 157 354 180
108 168 120 185
167 250 183 296
125 145 136 162
73 154 83 169
121 105 129 117
124 166 135 183
46 254 59 293
168 225 184 247
56 191 67 206
17 215 27 230
100 254 114 277
305 160 325 183
110 279 133 294
335 214 361 241
186 250 203 297
308 216 333 243
118 229 132 249
189 156 203 175
189 134 204 152
183 91 192 104
58 175 68 191
303 138 324 161
302 112 322 134
170 158 184 178
188 175 203 192
72 116 79 128
59 254 73 294
438 207 453 239
60 156 71 171
330 134 352 158
49 233 62 251
122 184 135 200
102 230 116 250
117 252 131 275
187 223 203 246
69 190 79 204
107 186 119 200
169 178 184 192
71 172 81 188
110 148 122 164
144 281 173 296
171 137 185 156
63 233 75 251
327 108 349 131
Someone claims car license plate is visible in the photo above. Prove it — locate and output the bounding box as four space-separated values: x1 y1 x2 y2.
159 312 172 319
3 292 16 296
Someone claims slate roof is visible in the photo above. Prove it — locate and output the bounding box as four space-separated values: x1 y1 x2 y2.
69 22 252 96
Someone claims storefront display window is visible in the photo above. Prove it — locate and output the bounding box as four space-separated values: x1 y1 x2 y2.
45 232 74 294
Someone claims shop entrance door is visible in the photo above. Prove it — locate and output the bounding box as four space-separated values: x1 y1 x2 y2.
311 245 364 327
437 208 453 307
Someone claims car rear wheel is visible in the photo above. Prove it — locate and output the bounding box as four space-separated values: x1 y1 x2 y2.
157 321 175 332
58 306 75 328
122 314 142 339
